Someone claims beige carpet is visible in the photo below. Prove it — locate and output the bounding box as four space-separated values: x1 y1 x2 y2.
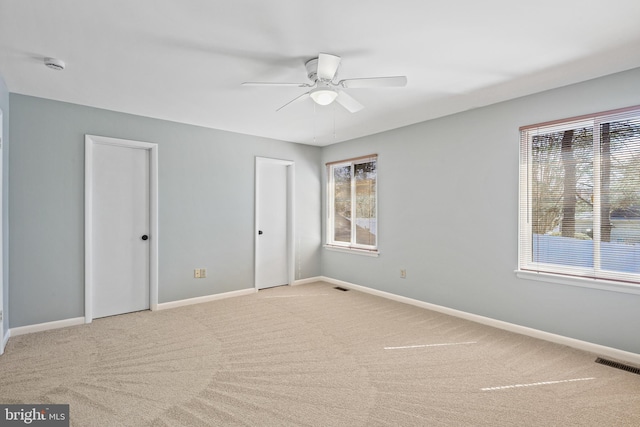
1 281 639 426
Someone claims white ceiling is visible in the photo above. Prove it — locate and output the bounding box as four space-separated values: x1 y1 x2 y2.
1 1 639 146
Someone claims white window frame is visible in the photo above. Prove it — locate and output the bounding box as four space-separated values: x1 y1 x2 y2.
326 155 378 255
517 106 640 295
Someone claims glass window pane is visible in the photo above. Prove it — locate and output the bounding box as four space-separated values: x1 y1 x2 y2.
600 119 640 274
531 127 593 267
333 165 351 243
354 161 376 246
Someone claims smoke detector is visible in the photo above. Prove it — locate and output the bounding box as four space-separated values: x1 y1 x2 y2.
44 57 65 71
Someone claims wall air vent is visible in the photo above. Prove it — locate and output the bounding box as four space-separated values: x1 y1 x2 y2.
595 358 640 375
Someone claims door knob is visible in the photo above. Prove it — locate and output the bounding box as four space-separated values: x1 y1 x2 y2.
258 230 263 235
141 235 149 241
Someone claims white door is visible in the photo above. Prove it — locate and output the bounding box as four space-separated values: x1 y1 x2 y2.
88 140 151 319
255 158 293 289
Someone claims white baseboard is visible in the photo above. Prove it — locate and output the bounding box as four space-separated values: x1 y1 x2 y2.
6 289 256 339
292 276 324 286
318 276 640 366
156 288 256 310
10 317 85 337
6 279 638 366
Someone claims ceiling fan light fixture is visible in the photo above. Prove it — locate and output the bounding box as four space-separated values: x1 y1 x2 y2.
309 87 338 106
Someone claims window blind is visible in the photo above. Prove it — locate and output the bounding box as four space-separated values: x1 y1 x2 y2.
519 106 640 285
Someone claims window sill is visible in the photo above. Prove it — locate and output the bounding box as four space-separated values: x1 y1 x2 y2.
324 245 379 257
515 270 640 296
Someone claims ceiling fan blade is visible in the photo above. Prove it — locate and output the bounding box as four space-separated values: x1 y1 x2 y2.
276 92 310 112
242 82 311 87
317 53 341 81
335 91 364 113
339 76 407 89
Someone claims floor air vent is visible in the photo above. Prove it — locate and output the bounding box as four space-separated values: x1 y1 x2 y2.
334 286 349 292
595 357 640 375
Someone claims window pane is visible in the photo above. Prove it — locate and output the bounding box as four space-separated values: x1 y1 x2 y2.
333 165 351 242
327 155 378 250
531 127 593 267
600 119 640 274
354 161 377 246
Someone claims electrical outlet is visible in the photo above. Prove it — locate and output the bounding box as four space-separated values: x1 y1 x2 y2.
200 268 207 278
400 269 406 279
194 269 201 278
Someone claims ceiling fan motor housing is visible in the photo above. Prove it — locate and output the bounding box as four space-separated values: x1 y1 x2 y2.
305 58 320 82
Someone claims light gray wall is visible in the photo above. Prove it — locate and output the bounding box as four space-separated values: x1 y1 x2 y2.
321 67 640 354
0 74 8 338
8 94 321 327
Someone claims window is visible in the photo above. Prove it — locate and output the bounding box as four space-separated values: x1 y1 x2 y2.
326 155 378 252
519 106 640 287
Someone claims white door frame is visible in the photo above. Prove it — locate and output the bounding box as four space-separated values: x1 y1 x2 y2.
254 157 295 290
0 109 4 355
85 135 158 323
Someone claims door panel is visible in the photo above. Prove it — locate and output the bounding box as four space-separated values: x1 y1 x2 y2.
256 160 289 289
91 143 150 318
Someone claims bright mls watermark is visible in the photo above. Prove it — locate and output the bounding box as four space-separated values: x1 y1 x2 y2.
0 405 69 426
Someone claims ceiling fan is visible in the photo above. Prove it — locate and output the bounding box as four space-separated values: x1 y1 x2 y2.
242 53 407 113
